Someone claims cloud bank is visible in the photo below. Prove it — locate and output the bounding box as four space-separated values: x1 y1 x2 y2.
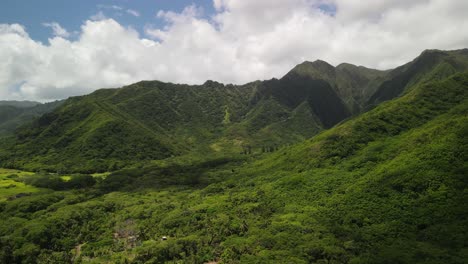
1 0 467 101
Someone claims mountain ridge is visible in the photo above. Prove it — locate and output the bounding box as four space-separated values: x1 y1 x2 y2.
1 69 465 263
1 49 468 172
0 49 467 263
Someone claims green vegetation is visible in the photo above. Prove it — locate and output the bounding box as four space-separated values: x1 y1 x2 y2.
0 168 40 202
0 101 41 108
368 49 468 106
287 59 388 113
0 70 467 263
3 49 468 173
0 72 352 173
0 49 467 263
0 100 63 137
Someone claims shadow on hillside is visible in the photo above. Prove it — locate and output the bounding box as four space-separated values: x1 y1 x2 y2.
94 157 246 195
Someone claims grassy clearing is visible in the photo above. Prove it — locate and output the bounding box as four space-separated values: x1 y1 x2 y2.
60 175 72 181
0 168 41 201
62 172 110 181
91 172 111 179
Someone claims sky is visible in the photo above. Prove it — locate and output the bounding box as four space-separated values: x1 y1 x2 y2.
1 0 467 101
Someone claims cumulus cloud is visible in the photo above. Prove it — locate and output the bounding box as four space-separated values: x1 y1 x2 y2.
42 22 70 38
1 0 468 101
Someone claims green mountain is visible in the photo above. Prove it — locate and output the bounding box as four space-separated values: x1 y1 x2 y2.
0 100 41 108
368 49 468 106
2 49 468 173
227 71 468 263
0 59 466 263
0 101 63 137
286 49 468 114
287 59 388 113
0 70 352 172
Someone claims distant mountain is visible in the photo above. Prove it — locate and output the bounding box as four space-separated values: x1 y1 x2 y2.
284 49 468 113
368 49 468 106
0 100 41 108
0 75 349 172
1 49 467 173
286 59 388 113
0 100 63 137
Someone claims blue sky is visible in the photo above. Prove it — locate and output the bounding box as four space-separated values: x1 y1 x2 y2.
0 0 215 43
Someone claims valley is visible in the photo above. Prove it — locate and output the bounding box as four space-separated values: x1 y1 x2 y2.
0 49 467 263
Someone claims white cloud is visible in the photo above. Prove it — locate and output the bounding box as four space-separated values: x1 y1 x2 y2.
0 24 29 37
42 22 70 38
1 0 468 101
126 9 140 17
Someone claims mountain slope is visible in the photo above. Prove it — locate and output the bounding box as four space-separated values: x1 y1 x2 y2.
0 100 41 108
0 101 63 137
286 49 468 114
2 49 468 173
286 59 388 113
237 71 468 263
254 73 350 127
0 71 465 263
368 49 468 106
1 72 350 172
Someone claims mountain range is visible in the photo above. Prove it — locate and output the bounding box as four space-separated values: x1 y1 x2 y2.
1 49 467 173
0 49 467 263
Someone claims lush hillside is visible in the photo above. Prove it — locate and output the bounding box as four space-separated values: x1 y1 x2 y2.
0 101 63 137
0 69 352 172
0 106 24 128
286 49 468 114
0 68 466 263
2 49 468 173
287 60 388 113
368 49 468 106
0 101 41 108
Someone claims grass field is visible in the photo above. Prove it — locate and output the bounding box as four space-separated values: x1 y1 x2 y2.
91 172 110 179
0 168 42 201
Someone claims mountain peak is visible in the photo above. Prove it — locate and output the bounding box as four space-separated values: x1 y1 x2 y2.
286 59 336 80
299 59 334 68
336 62 360 70
203 80 224 87
413 49 452 65
420 48 445 55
